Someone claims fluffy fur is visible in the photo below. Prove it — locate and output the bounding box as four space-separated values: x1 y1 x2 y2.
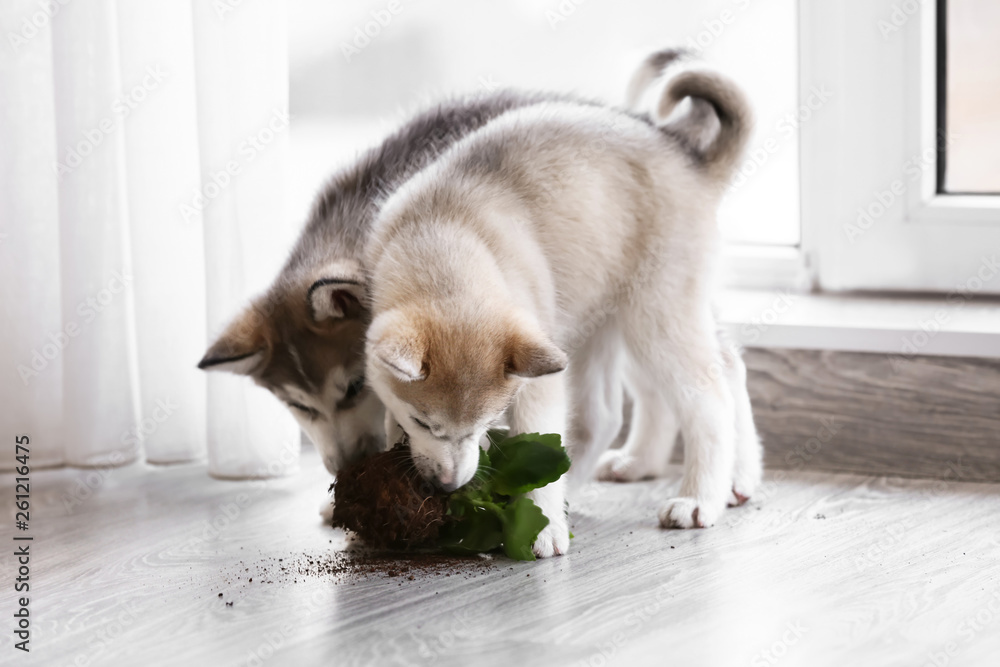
365 53 762 557
196 52 680 477
198 89 589 475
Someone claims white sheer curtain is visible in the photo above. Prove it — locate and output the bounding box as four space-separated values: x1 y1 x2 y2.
0 0 300 477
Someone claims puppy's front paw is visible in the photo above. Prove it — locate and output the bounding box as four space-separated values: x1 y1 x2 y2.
532 520 570 558
595 450 660 482
658 497 722 529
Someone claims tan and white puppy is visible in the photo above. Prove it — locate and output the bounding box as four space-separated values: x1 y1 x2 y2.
365 55 760 557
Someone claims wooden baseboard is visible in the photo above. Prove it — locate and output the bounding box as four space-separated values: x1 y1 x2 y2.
744 348 1000 483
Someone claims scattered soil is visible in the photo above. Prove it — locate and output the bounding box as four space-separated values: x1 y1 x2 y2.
330 443 451 550
215 550 497 595
293 551 495 580
211 444 500 604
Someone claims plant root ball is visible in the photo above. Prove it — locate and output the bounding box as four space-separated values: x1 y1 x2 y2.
331 445 449 550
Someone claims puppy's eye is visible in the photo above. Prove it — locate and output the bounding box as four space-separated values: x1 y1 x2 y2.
412 417 432 431
343 376 365 401
336 376 366 410
287 401 319 419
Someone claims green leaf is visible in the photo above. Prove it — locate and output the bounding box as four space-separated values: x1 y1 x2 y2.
501 497 549 561
435 432 570 560
486 428 510 445
440 498 505 553
487 433 571 496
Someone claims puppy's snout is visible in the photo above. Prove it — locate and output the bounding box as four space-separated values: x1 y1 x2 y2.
437 477 460 493
435 462 458 492
358 433 383 456
410 436 478 492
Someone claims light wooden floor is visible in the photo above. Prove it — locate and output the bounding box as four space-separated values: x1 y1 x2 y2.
3 447 999 667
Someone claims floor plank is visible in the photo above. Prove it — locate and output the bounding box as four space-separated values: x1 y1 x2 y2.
2 447 999 667
745 348 1000 482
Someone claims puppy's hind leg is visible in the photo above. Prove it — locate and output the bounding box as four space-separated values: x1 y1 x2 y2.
566 324 626 482
506 373 570 558
721 341 762 506
623 303 736 529
595 362 680 482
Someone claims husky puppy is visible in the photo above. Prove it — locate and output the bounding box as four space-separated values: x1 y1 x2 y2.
198 90 586 475
364 55 761 557
196 54 682 478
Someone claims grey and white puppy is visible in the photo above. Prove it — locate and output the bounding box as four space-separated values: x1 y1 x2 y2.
198 88 592 474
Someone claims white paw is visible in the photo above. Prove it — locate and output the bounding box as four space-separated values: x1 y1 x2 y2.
658 497 722 529
728 476 759 507
729 458 762 506
531 520 570 558
595 449 662 482
318 492 335 523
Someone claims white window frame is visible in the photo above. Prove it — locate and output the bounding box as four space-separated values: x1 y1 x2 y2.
797 0 1000 294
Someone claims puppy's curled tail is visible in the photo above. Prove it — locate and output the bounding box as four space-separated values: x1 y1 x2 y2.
626 48 753 184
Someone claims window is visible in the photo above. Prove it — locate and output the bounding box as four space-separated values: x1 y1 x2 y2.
801 0 1000 294
940 0 1000 194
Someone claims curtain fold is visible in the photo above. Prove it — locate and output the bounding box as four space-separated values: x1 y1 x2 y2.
0 0 64 470
116 0 207 464
51 0 139 468
191 0 300 479
0 0 299 478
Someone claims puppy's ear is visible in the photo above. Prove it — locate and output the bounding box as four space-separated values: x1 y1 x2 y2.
198 305 270 375
367 310 427 382
308 260 367 322
506 327 568 378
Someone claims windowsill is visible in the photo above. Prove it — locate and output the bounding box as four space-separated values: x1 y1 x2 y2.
718 289 1000 358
